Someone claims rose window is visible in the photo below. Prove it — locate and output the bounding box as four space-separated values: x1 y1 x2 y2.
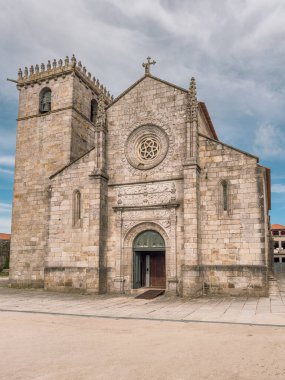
125 125 169 170
138 137 160 161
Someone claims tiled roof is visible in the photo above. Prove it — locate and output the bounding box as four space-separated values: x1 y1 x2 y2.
271 224 285 230
0 233 11 240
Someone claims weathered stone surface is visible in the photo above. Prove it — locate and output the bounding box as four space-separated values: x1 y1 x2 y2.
9 60 272 296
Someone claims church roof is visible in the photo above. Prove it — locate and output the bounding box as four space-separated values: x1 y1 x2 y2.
272 224 285 230
199 133 259 160
107 74 188 108
198 102 218 140
0 233 11 240
49 147 95 179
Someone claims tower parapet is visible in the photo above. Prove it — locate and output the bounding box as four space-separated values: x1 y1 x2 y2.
16 54 114 103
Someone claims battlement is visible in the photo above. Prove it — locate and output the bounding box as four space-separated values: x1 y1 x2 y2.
16 54 113 103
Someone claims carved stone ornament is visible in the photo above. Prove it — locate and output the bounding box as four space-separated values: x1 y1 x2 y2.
116 182 176 207
125 125 169 170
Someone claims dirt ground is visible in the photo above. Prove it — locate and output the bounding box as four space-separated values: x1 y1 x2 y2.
0 311 285 380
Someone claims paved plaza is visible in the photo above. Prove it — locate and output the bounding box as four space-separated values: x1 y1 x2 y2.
0 274 285 326
1 276 285 379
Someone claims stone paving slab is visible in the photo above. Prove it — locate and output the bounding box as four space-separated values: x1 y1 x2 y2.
1 286 285 326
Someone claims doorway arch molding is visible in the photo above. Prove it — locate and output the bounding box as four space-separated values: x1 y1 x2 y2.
123 222 170 250
120 222 170 292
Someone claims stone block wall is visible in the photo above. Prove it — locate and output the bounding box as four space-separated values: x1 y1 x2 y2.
10 65 271 297
10 75 75 287
106 76 187 184
10 70 100 288
105 76 188 294
46 149 104 292
70 75 98 160
199 135 268 295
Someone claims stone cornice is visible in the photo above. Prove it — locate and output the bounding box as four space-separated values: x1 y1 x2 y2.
113 203 180 212
89 169 109 181
17 105 96 129
108 177 184 187
182 264 267 272
15 55 113 103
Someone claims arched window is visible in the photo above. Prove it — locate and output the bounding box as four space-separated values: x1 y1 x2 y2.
90 99 98 123
39 88 51 113
222 181 228 211
73 190 81 227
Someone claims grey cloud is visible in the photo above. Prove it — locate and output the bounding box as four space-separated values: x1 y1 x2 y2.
0 0 285 162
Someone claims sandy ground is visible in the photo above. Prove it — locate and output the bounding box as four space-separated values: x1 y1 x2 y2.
1 311 285 380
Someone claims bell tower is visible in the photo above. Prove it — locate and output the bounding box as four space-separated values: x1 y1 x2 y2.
9 55 112 287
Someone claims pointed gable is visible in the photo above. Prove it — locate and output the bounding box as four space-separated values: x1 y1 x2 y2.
108 74 218 141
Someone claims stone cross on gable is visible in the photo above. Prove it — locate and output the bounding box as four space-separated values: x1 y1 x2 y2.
142 57 156 75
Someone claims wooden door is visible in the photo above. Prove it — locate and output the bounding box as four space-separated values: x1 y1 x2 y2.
150 252 166 288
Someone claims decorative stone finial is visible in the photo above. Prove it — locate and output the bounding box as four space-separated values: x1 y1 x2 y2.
29 65 34 76
92 76 96 83
78 61 82 69
47 60 51 70
189 77 197 99
71 54 76 68
96 79 100 87
58 59 63 68
188 77 198 123
52 59 57 69
18 68 23 79
96 93 106 128
24 67 28 78
83 66 87 74
142 56 156 75
41 63 45 72
35 64 39 74
88 72 91 79
65 56 69 66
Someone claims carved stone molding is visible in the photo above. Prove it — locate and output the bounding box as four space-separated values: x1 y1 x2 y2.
115 181 177 207
120 207 174 240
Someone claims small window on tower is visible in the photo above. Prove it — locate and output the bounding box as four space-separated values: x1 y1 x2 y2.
39 87 52 113
90 99 98 123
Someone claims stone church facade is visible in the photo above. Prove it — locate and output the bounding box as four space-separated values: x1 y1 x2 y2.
9 56 272 296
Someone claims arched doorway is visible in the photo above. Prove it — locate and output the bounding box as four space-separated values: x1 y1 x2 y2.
133 230 166 289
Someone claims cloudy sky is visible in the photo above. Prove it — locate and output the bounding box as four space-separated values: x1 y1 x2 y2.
1 0 285 232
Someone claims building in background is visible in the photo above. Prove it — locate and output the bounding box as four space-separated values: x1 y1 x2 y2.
272 224 285 263
0 233 11 271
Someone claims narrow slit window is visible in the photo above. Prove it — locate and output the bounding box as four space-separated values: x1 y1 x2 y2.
222 181 228 211
90 99 98 123
73 190 81 226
